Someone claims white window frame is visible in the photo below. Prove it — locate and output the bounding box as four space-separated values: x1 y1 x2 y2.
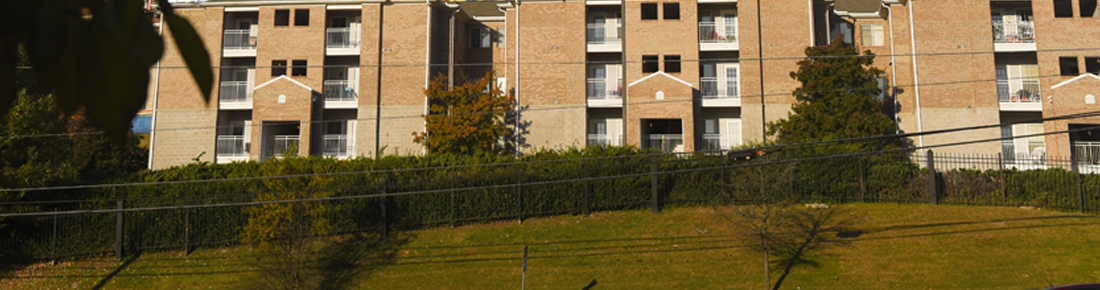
469 27 492 48
860 24 884 47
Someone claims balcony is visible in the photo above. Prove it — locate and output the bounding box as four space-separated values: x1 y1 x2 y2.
997 79 1041 111
323 80 358 108
1075 141 1100 165
700 77 741 107
216 135 249 163
586 134 623 147
223 29 257 57
272 135 300 157
701 134 724 152
1002 142 1047 169
322 134 353 158
586 23 621 52
326 27 361 55
587 78 623 107
992 20 1036 51
219 81 252 110
699 21 738 51
645 134 684 153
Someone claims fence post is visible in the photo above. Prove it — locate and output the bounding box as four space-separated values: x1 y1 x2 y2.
51 213 58 265
450 170 456 229
116 200 124 261
380 177 388 238
184 209 190 256
517 165 524 224
583 167 590 216
651 155 659 215
1071 142 1085 213
998 152 1007 205
927 150 939 205
859 157 866 202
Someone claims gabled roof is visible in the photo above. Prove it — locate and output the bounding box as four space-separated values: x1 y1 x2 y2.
1051 73 1100 90
253 75 313 91
627 71 693 88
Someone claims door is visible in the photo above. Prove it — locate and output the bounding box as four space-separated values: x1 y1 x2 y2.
590 14 605 43
242 120 252 155
606 64 621 98
719 10 737 41
607 119 622 146
717 63 739 98
724 119 742 149
588 66 607 98
347 120 357 157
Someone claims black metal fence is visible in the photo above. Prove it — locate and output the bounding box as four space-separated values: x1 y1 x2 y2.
3 149 1100 263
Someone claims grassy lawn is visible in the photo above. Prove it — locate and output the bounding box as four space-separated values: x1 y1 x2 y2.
4 203 1100 289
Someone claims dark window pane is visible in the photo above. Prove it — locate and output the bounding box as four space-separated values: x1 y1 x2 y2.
272 60 287 76
274 10 289 26
665 55 681 73
663 3 679 20
1083 0 1098 17
642 55 659 73
642 3 658 20
1054 0 1074 18
294 9 309 26
1086 57 1100 74
1060 57 1079 76
291 60 307 76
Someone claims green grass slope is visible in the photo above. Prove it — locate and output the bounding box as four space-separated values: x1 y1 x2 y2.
4 203 1100 289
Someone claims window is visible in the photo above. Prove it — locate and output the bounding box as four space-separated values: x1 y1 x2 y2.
274 10 289 26
469 27 492 48
831 22 853 44
291 60 307 76
642 55 659 73
860 24 884 46
663 3 679 20
1083 0 1098 17
1060 57 1079 76
704 119 717 134
1087 57 1100 74
271 60 287 76
294 9 309 26
664 55 681 73
1054 0 1074 18
641 3 658 20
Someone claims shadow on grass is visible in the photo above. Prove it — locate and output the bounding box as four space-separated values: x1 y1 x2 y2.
91 252 142 290
313 232 411 290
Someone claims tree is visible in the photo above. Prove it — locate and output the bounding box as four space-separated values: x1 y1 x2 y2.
768 39 902 152
413 73 515 156
241 156 337 290
766 39 909 198
1 0 212 137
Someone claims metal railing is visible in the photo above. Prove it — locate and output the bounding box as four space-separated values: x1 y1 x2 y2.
586 23 622 45
323 80 358 101
645 134 683 152
586 134 622 147
996 79 1041 103
700 77 739 99
1002 142 1046 164
323 134 352 157
992 20 1035 44
326 27 360 49
1075 142 1100 165
272 135 300 157
699 21 737 43
586 78 622 100
701 134 725 151
222 29 257 50
216 135 248 157
219 81 251 103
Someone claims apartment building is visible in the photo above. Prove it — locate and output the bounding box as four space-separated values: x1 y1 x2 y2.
147 0 1100 169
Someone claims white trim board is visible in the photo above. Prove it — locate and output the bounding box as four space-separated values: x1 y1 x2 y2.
253 75 313 91
1051 73 1100 90
627 71 694 88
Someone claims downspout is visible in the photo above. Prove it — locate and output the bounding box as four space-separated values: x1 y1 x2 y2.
449 8 455 88
376 3 385 157
825 3 833 44
757 0 766 140
148 11 164 169
808 0 814 46
424 3 431 156
513 0 521 157
908 0 924 147
620 0 627 146
884 2 899 134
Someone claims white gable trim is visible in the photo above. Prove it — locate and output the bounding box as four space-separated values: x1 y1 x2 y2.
253 75 313 91
1051 73 1100 90
627 71 694 88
